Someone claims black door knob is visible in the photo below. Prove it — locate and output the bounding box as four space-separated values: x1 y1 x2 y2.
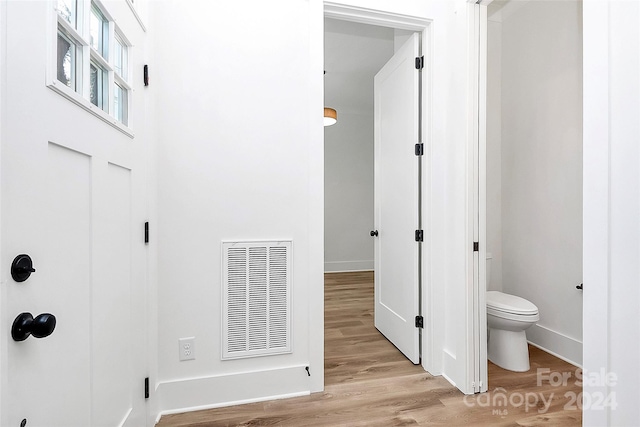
370 230 378 237
11 254 36 282
11 312 56 341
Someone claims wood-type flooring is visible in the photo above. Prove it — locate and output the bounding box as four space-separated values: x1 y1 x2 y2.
157 271 582 426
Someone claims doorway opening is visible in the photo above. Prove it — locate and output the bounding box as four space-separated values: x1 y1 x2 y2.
323 14 425 386
482 0 584 387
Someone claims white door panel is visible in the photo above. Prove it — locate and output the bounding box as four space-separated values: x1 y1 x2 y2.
92 162 135 424
374 33 420 364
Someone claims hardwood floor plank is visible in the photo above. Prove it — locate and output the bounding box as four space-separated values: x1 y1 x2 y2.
157 271 582 426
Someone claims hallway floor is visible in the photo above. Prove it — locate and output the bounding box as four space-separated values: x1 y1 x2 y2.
157 271 582 426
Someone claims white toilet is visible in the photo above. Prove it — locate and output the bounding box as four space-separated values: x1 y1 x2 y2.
486 255 539 372
487 291 539 371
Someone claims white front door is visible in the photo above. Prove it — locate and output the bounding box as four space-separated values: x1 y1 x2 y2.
1 1 148 426
373 33 421 364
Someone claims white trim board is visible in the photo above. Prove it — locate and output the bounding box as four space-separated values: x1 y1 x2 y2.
324 1 431 30
156 365 311 417
158 390 310 418
527 324 583 368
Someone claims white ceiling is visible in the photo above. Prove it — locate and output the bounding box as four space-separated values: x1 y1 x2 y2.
324 18 394 114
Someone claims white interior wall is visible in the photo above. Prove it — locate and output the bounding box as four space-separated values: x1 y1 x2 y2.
485 17 502 292
151 0 323 415
487 0 583 365
323 19 394 273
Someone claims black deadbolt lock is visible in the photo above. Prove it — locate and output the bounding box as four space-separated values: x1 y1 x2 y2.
11 312 56 341
11 254 35 282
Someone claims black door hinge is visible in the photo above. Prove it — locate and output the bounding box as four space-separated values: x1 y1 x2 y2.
415 143 424 156
473 241 479 252
415 315 424 328
415 230 424 242
415 56 424 70
144 377 149 399
144 222 149 244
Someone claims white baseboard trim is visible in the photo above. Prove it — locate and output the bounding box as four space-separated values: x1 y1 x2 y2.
156 365 311 418
527 323 582 368
441 350 467 393
159 391 310 417
441 372 457 389
324 260 373 272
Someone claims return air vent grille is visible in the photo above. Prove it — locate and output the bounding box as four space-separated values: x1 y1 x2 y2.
222 241 292 359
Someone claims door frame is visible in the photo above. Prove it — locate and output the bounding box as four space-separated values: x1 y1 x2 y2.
468 0 492 394
0 1 5 422
323 0 433 373
469 0 490 394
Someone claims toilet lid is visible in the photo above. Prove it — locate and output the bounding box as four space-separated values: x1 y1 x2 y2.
487 291 538 315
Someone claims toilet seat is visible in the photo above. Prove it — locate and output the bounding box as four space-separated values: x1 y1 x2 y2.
487 291 539 317
487 306 539 322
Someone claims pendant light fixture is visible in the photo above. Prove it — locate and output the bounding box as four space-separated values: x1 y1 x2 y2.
324 70 338 126
324 107 337 126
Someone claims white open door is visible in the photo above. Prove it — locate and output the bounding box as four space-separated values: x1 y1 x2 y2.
373 33 421 364
1 2 148 426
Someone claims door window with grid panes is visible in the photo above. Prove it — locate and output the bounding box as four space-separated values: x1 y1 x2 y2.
51 0 133 132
